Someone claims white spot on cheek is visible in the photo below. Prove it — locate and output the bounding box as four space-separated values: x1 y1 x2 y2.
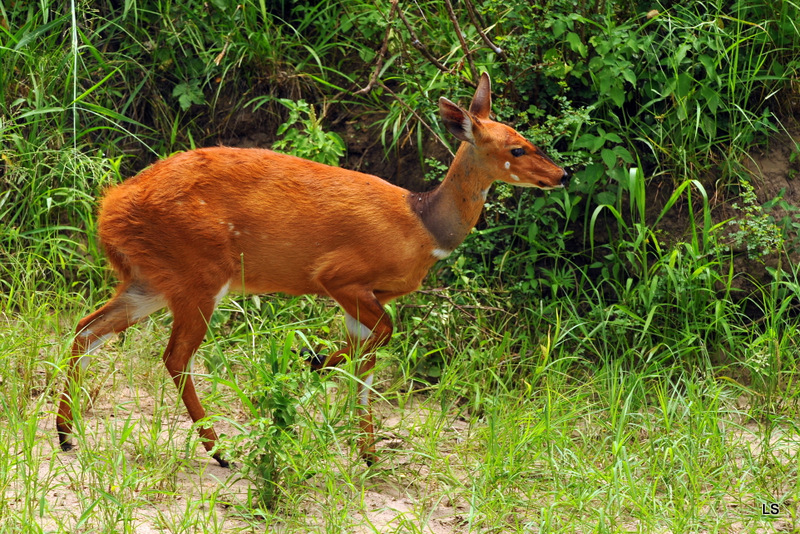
510 174 520 181
504 161 511 170
481 188 489 200
432 248 452 259
360 373 374 407
345 313 373 340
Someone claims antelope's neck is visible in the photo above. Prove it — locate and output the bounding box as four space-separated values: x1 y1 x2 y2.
408 144 493 253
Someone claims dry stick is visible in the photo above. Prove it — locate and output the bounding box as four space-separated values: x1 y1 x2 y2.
443 0 478 82
403 302 510 315
396 8 450 75
418 289 513 316
400 300 438 344
396 7 476 88
463 0 506 58
355 0 399 95
416 289 512 340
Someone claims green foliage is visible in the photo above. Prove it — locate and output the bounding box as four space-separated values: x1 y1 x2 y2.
271 99 345 166
4 0 797 305
1 0 800 525
221 333 325 510
172 80 206 111
728 179 784 258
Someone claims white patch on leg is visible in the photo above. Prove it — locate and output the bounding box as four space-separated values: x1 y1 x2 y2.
79 331 113 354
345 313 373 340
213 281 231 308
360 373 374 407
126 289 167 321
78 331 113 370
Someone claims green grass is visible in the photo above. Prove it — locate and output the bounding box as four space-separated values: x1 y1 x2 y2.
0 278 798 532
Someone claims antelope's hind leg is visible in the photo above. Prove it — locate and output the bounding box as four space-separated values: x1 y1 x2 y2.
158 295 230 467
57 282 166 451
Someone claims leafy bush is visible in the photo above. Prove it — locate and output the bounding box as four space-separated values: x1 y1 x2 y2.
270 99 345 166
221 334 325 510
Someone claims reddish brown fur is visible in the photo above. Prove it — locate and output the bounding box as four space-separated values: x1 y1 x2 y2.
56 74 566 467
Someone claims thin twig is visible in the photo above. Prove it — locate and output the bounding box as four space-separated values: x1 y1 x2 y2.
355 0 399 95
419 287 510 296
401 300 437 341
464 0 506 58
411 288 514 341
443 0 478 82
395 5 476 88
402 303 510 314
417 289 514 316
396 8 451 76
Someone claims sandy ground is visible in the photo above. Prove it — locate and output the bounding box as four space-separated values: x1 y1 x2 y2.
10 381 471 533
13 384 797 533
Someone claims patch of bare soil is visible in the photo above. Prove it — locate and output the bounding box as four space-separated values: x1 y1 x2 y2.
723 129 800 297
22 382 469 533
740 128 800 240
22 387 245 533
218 106 447 194
354 406 472 534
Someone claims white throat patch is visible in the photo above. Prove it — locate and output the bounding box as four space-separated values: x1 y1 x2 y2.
432 248 452 259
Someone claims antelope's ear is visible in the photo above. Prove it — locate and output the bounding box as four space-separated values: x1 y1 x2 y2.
469 73 492 119
439 97 478 145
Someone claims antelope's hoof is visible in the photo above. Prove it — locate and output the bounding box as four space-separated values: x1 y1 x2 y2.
58 429 74 452
299 347 327 371
363 452 378 468
213 453 230 468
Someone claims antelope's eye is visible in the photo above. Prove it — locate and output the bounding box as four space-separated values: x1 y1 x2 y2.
510 148 525 157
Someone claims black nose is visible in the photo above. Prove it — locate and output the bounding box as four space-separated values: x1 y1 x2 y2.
560 169 570 187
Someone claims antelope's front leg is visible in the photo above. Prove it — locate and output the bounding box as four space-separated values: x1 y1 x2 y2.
319 286 393 464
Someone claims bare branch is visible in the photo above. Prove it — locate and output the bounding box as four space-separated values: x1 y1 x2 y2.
464 0 506 58
378 81 454 157
443 0 478 82
396 7 450 75
396 6 476 88
355 0 400 95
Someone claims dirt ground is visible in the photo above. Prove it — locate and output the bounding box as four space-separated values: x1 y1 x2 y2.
21 381 471 533
21 378 797 533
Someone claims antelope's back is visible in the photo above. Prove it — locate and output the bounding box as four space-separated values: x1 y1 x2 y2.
97 147 438 297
